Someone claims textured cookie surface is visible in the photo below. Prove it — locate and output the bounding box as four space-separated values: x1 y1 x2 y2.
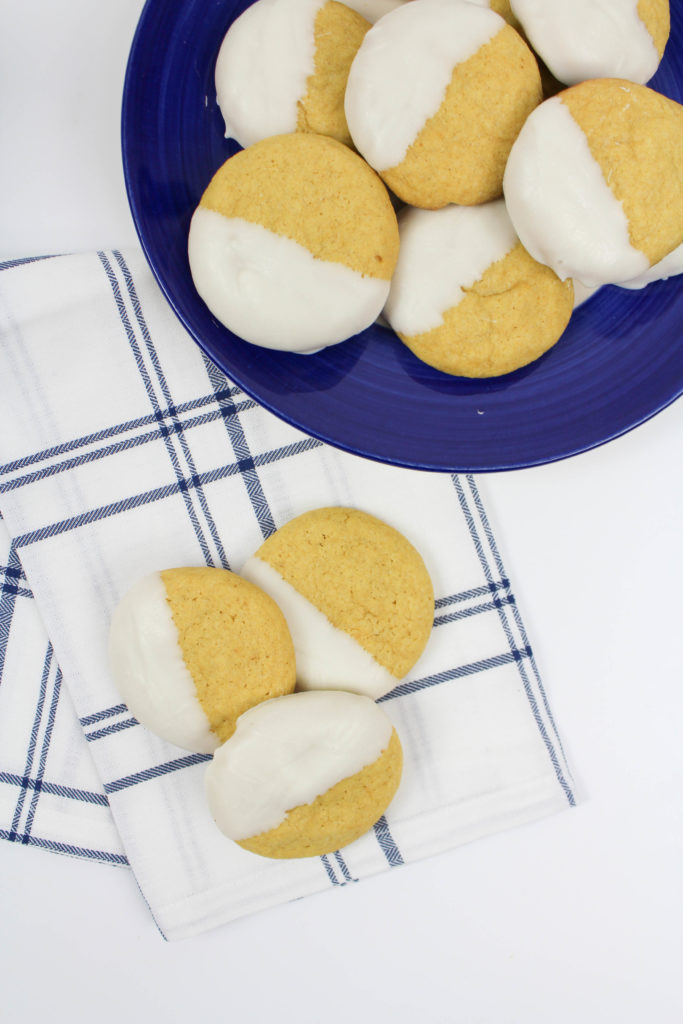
504 80 683 286
188 133 399 351
205 690 403 858
241 506 434 697
345 0 542 207
108 568 296 752
216 0 371 148
510 0 670 86
385 201 574 378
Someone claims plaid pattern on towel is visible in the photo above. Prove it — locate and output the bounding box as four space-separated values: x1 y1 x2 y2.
0 250 574 939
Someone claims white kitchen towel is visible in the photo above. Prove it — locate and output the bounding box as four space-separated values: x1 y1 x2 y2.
0 250 574 940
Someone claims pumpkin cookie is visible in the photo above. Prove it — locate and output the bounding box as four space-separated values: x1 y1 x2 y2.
384 201 574 377
503 79 683 286
188 133 399 351
205 690 403 858
108 567 296 752
510 0 670 86
240 506 434 699
215 0 371 148
344 0 542 207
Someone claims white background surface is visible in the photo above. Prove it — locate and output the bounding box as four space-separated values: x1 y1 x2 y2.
1 1 682 1021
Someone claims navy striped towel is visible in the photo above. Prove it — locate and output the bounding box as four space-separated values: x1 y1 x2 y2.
0 250 574 940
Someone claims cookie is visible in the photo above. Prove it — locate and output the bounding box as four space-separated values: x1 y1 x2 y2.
188 133 399 351
344 0 542 207
205 690 403 858
503 79 683 287
510 0 670 86
384 200 574 378
215 0 371 148
470 0 522 32
108 567 296 753
240 507 434 699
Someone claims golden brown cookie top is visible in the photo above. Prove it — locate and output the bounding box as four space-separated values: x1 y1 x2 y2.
199 133 399 279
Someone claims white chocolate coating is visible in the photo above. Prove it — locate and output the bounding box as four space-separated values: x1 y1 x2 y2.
344 0 503 171
188 208 390 352
510 0 661 86
344 0 405 22
215 0 324 147
240 556 399 699
616 242 683 289
503 96 650 287
384 200 518 337
205 691 394 840
107 573 219 754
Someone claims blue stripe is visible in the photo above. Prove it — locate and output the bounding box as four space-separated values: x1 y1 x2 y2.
379 647 534 703
0 828 128 865
0 772 109 806
85 718 138 742
373 815 404 867
0 542 25 685
10 645 53 833
113 250 229 568
10 439 323 550
333 850 356 883
0 388 249 476
453 475 575 806
22 666 63 840
435 580 509 609
98 251 214 565
202 357 279 541
434 592 516 628
465 477 573 772
320 854 340 885
0 254 59 272
79 704 128 727
104 753 211 794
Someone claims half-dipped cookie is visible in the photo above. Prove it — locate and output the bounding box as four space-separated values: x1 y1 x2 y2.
240 507 434 699
205 690 403 858
108 567 296 752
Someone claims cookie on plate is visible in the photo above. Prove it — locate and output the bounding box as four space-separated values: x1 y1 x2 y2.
188 133 399 352
384 200 574 378
215 0 371 148
108 567 296 753
510 0 670 86
240 506 434 699
344 0 542 207
205 690 403 858
504 78 683 287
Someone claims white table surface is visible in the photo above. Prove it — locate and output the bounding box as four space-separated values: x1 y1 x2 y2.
1 2 682 1021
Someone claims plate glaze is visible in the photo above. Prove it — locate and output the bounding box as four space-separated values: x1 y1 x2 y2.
122 0 683 472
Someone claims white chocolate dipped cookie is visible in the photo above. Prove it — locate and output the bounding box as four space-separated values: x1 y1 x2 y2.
384 201 574 378
188 133 399 352
503 78 683 287
510 0 670 86
205 690 403 858
344 0 542 207
240 506 434 699
108 567 296 752
215 0 371 148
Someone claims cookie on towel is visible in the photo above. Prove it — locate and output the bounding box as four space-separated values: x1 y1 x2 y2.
215 0 371 148
344 0 542 207
240 506 434 699
188 133 399 352
503 78 683 287
205 690 403 858
509 0 670 86
383 200 574 378
108 567 296 753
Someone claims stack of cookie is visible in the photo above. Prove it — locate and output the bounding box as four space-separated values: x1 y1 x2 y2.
188 0 682 379
108 507 434 858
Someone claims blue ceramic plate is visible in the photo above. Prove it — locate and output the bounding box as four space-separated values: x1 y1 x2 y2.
122 0 683 472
